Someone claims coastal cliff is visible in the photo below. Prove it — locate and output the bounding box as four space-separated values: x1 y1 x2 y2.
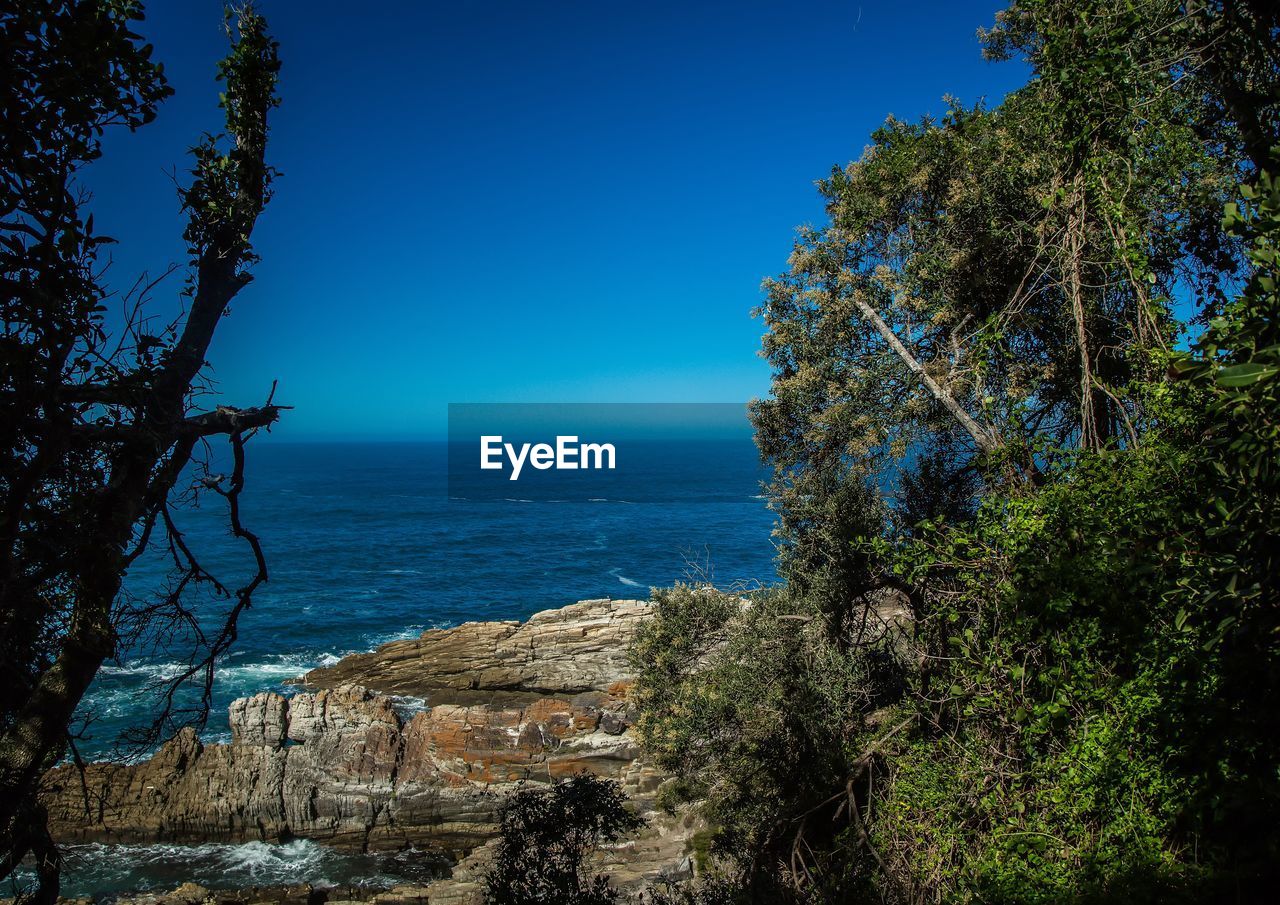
40 600 694 902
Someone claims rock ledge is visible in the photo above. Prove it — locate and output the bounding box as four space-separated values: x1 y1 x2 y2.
41 599 690 902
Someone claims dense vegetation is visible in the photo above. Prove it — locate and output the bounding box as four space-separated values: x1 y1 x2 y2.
630 1 1279 902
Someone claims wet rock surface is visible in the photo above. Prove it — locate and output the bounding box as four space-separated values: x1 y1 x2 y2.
39 599 692 902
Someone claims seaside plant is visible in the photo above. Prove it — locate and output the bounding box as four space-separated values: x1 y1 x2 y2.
483 774 645 905
630 0 1279 901
0 2 283 899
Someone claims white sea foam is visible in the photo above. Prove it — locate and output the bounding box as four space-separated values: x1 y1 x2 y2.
98 662 188 680
88 651 346 703
11 839 447 898
363 625 426 646
389 695 430 719
216 653 347 685
608 567 644 588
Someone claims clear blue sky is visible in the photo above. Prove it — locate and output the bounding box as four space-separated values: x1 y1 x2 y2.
87 1 1027 440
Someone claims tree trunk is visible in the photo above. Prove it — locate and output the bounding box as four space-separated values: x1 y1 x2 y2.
851 294 1001 454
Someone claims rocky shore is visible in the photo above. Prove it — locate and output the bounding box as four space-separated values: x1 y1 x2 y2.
37 599 695 903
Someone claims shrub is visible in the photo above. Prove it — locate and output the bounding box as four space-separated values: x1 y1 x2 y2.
483 774 645 905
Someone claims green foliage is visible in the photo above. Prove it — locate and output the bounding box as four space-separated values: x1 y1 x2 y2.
1170 165 1280 619
883 450 1200 900
630 584 908 900
861 168 1280 899
179 5 280 276
636 2 1280 903
483 774 644 905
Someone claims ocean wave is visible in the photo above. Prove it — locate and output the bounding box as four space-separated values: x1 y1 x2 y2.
91 652 347 696
98 662 187 680
10 839 447 899
607 567 644 588
79 652 349 750
222 656 337 681
390 695 430 719
363 625 426 646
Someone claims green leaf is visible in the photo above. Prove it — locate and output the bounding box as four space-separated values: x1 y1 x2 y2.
1216 362 1279 387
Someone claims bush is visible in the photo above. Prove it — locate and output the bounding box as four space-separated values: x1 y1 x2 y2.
630 583 909 901
483 774 645 905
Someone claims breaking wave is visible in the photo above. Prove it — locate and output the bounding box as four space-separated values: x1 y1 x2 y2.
9 839 447 900
96 651 343 688
608 567 644 588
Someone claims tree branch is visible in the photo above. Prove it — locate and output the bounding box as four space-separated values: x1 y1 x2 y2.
851 293 1001 454
180 403 287 438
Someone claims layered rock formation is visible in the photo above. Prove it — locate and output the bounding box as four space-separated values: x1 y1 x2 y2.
301 598 653 705
41 600 691 900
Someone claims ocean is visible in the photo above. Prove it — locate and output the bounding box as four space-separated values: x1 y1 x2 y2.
31 439 778 899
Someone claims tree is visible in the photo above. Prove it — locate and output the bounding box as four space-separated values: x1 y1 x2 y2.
636 1 1280 901
749 0 1264 632
0 2 282 899
483 774 645 905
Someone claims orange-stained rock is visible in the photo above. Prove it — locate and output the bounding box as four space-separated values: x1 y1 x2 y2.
44 599 656 860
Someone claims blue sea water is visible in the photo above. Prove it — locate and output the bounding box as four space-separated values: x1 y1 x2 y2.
83 439 776 756
25 440 777 899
